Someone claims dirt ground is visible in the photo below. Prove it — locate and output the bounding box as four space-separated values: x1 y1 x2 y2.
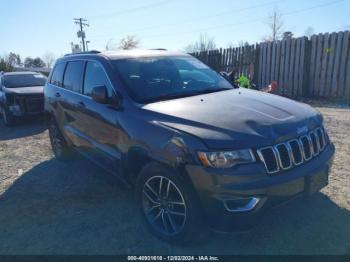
0 101 349 255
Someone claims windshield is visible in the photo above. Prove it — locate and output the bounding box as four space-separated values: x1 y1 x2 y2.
3 74 47 88
113 56 234 103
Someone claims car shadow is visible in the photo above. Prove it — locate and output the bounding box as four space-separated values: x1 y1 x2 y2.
0 116 47 141
0 158 349 254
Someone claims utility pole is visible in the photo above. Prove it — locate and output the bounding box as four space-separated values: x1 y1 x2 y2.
74 18 89 52
86 41 90 51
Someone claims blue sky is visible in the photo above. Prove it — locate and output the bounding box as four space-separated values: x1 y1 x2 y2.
0 0 349 59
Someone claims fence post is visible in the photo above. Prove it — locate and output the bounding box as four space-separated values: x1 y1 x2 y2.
303 37 312 97
253 44 260 87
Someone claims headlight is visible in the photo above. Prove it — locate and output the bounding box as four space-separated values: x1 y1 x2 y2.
198 149 255 168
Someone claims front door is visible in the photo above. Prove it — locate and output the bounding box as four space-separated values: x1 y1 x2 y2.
75 60 125 175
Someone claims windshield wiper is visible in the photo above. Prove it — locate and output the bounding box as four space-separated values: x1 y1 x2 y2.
144 88 232 103
184 87 231 96
156 93 188 101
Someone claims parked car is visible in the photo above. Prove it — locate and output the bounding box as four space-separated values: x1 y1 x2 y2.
0 71 47 126
44 50 335 244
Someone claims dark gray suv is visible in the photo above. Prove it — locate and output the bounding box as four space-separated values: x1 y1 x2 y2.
44 50 335 244
0 72 46 126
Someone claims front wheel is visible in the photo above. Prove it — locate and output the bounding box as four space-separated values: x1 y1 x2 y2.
136 162 207 244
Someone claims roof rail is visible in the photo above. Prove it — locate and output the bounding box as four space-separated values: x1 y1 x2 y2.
149 48 167 51
64 50 101 57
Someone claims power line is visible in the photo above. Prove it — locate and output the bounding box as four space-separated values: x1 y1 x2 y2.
88 0 345 47
89 0 282 39
131 0 346 40
88 0 171 20
74 18 89 52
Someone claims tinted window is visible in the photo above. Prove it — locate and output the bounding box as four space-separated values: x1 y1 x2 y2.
63 61 84 93
3 74 47 88
50 63 66 87
83 61 113 97
113 56 233 103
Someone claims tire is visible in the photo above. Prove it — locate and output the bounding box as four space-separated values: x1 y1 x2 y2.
136 162 208 244
1 106 16 126
48 118 75 161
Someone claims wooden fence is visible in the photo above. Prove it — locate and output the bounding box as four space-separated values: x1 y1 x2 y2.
191 31 350 98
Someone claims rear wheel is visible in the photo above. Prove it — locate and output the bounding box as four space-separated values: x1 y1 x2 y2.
136 162 207 244
48 119 74 160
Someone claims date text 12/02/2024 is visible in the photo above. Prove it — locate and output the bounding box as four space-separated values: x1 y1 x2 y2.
127 256 220 261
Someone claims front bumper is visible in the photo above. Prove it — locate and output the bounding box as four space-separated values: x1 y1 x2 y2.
185 143 335 231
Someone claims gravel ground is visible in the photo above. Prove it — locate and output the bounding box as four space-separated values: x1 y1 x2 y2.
0 102 349 255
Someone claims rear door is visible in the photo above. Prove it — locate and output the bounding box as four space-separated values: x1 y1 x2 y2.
45 62 66 128
59 60 86 147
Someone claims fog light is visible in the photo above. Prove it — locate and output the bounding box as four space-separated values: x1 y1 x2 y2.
223 197 260 212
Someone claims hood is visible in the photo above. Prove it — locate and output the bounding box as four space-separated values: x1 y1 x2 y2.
142 88 322 149
4 86 44 95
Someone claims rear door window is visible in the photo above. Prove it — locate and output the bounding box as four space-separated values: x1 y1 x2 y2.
50 63 66 87
63 61 84 93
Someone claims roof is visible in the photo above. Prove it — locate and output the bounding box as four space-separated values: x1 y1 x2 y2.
2 71 41 76
63 49 191 60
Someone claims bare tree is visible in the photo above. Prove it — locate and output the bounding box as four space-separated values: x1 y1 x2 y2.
105 39 117 50
0 57 14 72
5 52 21 67
184 34 217 53
305 26 315 38
263 6 284 42
118 35 140 50
42 52 56 68
24 57 46 68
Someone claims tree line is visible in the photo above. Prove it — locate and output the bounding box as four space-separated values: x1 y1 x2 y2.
103 7 323 54
0 52 56 72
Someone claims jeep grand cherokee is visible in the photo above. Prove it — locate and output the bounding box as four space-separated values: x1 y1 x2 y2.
44 50 335 244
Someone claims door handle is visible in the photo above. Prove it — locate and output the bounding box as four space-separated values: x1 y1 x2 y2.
78 101 85 108
55 92 61 98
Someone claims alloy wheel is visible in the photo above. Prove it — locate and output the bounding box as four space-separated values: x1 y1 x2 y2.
49 123 63 156
142 176 187 236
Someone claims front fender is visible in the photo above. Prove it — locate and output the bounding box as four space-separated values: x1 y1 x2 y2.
142 122 207 168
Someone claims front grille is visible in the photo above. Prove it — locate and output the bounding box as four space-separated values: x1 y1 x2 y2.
257 127 328 174
289 140 303 165
14 95 44 114
258 147 279 173
300 135 312 160
275 143 292 169
25 97 44 113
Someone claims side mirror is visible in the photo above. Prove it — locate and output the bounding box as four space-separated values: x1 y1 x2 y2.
91 85 108 104
220 71 239 88
220 71 231 81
